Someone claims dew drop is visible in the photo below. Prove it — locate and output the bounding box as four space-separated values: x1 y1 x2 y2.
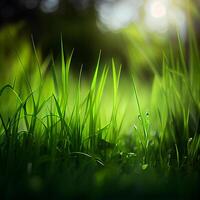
188 138 193 143
133 124 138 130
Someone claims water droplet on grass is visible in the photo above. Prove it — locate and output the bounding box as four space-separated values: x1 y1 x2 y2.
188 138 193 143
133 124 138 130
127 152 136 158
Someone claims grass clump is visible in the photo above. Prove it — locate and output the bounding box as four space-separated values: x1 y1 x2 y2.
0 34 199 199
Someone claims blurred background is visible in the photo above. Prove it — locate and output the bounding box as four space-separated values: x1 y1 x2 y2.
0 0 200 81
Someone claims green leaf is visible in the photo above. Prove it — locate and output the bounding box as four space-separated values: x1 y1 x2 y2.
142 164 148 170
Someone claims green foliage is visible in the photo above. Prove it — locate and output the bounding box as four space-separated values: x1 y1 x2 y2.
0 32 199 198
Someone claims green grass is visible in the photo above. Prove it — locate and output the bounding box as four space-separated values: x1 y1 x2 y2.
0 32 200 199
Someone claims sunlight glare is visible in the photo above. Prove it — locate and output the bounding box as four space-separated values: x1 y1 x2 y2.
150 0 167 18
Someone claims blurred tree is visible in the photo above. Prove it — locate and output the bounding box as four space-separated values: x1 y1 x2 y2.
0 0 130 73
0 0 199 75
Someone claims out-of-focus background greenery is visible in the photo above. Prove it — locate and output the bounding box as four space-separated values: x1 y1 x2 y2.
0 2 200 198
0 0 199 81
